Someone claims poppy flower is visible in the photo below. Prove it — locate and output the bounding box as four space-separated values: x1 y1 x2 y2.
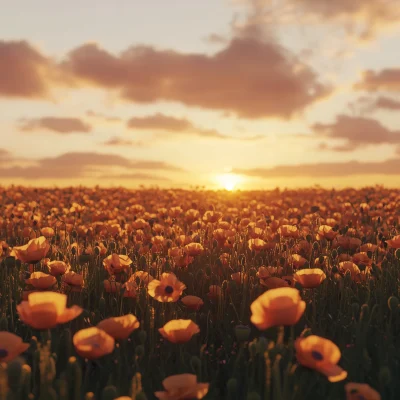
345 383 381 400
63 271 84 292
73 327 115 360
386 235 400 249
278 225 299 239
148 273 186 302
339 262 361 280
293 269 326 289
48 261 69 276
12 236 50 263
184 243 204 257
122 280 138 298
154 374 209 400
295 335 347 382
97 314 140 340
159 320 200 343
316 225 337 241
17 292 83 330
250 287 306 330
103 253 132 275
181 296 204 311
132 271 154 286
248 239 267 252
0 332 30 362
260 277 289 289
104 280 122 293
26 272 57 290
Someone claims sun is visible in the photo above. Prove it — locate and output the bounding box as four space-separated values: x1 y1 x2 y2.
216 173 241 191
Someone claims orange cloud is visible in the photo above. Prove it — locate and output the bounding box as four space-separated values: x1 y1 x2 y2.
349 96 400 114
61 38 329 118
355 69 400 91
311 115 400 151
86 110 122 123
233 158 400 178
103 137 144 147
19 117 92 134
0 40 52 98
0 151 182 180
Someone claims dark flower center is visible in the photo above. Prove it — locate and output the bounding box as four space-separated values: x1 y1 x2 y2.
165 285 174 294
0 349 8 358
311 350 323 361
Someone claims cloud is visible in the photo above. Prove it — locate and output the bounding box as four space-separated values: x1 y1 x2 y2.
311 115 400 151
99 172 170 181
19 117 92 134
0 151 183 180
103 136 145 146
240 0 400 40
127 113 266 140
349 96 400 114
355 69 400 91
86 110 122 123
61 38 329 119
233 158 400 178
0 40 53 98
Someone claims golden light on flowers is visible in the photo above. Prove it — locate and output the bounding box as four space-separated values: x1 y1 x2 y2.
148 273 186 302
216 173 241 191
250 287 306 330
97 314 140 340
25 271 56 290
12 236 50 263
17 292 83 330
154 374 209 400
293 268 326 288
103 253 132 275
73 327 115 360
295 335 348 382
159 320 200 343
0 332 30 362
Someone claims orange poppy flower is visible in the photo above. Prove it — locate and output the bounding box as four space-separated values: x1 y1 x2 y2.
122 280 138 298
260 277 289 289
289 254 307 269
154 374 209 400
386 235 400 249
345 383 381 400
132 271 154 286
97 314 140 340
104 280 122 293
316 225 337 241
148 273 186 302
207 285 222 300
250 287 306 330
17 292 83 330
159 320 200 344
184 243 204 257
0 332 30 362
63 271 84 291
278 225 299 239
73 327 115 360
295 335 347 382
248 239 267 252
48 260 70 276
293 269 326 289
12 236 50 263
103 253 132 275
339 262 361 280
181 296 204 311
26 272 57 290
41 227 55 238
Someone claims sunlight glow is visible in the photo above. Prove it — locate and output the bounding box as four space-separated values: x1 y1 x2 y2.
216 173 241 191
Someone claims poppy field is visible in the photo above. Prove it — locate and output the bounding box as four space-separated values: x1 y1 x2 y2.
0 186 399 400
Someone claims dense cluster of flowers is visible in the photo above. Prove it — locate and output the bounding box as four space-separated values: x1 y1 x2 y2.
0 185 398 399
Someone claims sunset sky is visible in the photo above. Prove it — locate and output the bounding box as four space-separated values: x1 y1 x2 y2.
2 0 400 190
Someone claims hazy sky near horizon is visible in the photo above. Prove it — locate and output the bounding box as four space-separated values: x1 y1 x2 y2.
2 0 400 190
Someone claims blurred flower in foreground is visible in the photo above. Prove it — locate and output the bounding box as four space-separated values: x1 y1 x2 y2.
250 287 305 330
295 335 347 382
17 292 83 330
345 383 381 400
73 327 115 359
154 374 209 400
0 332 30 362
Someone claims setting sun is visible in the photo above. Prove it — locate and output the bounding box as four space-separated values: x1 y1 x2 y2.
216 173 241 191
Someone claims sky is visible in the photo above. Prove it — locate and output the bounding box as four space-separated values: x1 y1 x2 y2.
1 0 400 190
